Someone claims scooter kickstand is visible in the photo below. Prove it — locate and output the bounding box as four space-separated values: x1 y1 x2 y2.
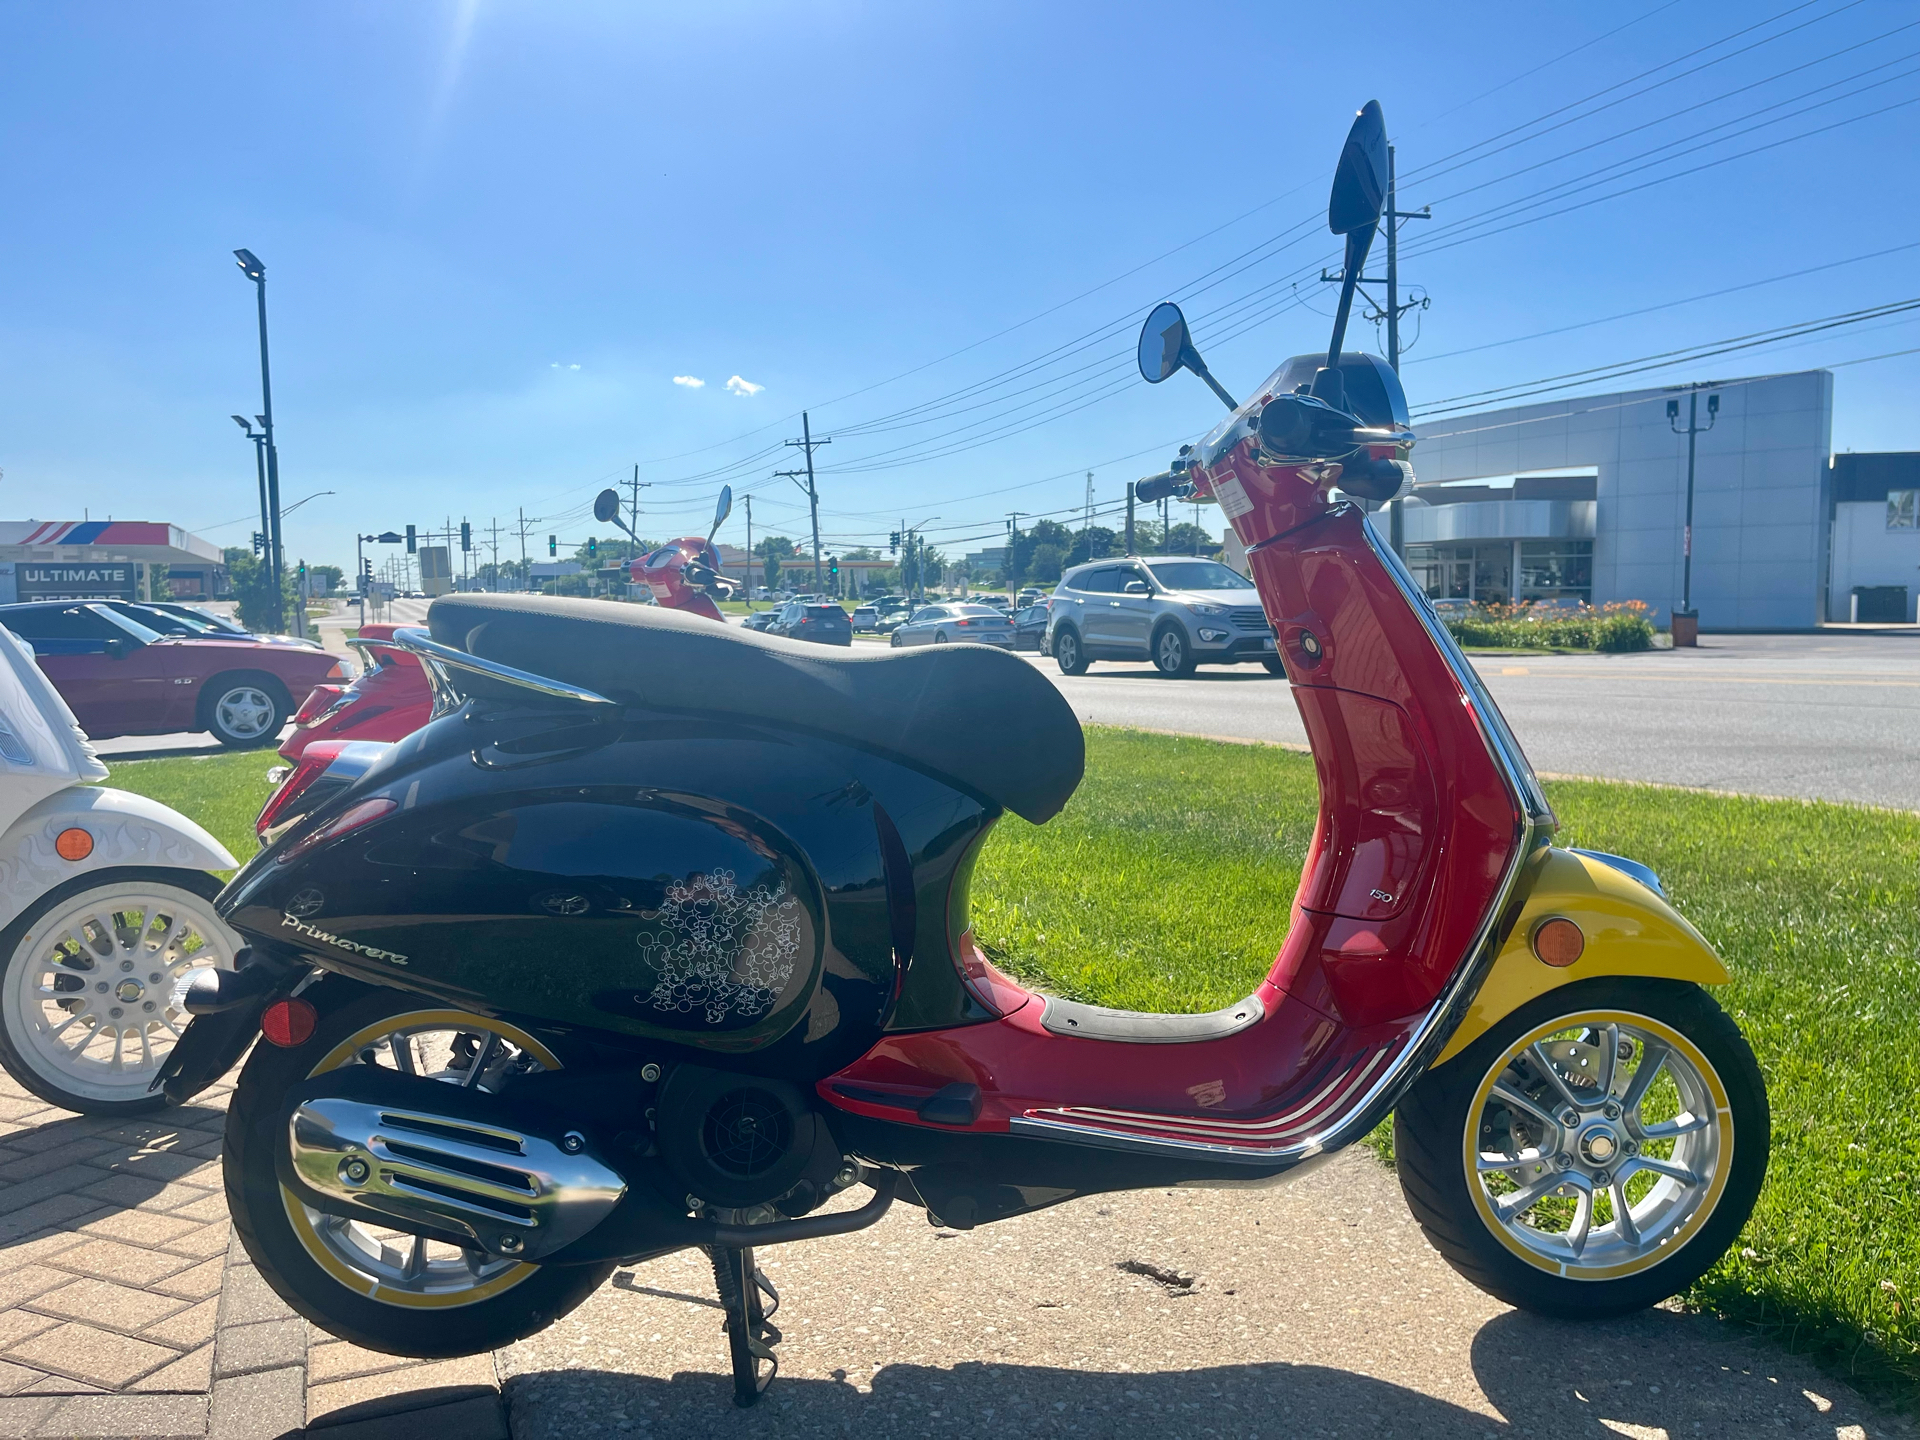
706 1244 780 1407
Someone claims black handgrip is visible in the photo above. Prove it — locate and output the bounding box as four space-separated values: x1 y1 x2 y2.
1135 472 1191 504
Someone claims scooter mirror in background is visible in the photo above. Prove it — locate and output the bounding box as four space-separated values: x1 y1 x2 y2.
1136 301 1239 411
1328 99 1388 236
1137 302 1189 384
593 488 621 524
708 485 733 541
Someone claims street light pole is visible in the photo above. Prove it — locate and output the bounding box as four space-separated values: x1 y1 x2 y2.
1666 384 1720 647
234 249 294 635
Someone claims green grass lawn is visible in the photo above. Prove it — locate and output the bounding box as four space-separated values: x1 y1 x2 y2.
104 730 1920 1404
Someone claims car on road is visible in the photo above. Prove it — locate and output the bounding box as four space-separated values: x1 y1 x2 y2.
1011 601 1051 652
0 601 346 748
888 603 1015 649
741 610 779 632
100 601 324 650
1016 587 1046 608
769 601 853 646
1045 556 1279 678
850 604 881 633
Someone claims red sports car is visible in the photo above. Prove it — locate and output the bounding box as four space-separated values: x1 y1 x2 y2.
0 601 346 748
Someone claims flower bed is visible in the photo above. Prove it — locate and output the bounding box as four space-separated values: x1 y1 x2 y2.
1441 599 1656 652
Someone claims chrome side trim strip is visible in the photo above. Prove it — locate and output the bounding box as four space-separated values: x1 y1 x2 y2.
1005 514 1553 1168
390 627 617 710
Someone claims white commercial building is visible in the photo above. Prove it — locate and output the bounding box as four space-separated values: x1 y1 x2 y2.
1399 368 1912 628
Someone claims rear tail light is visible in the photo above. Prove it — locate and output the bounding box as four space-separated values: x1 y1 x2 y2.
326 661 349 680
256 741 348 839
276 797 399 865
291 685 347 726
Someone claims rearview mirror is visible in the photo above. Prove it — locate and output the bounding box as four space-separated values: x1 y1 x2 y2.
1137 302 1189 384
103 638 129 661
593 489 621 524
1328 100 1388 236
708 484 733 543
1123 579 1150 596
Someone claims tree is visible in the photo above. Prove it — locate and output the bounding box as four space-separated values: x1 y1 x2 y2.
755 535 796 591
1163 522 1217 557
222 546 295 633
1006 519 1072 586
1027 543 1065 583
1065 526 1121 568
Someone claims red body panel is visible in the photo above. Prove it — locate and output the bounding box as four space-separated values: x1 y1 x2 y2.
633 539 726 622
825 433 1525 1156
277 625 432 762
34 637 337 741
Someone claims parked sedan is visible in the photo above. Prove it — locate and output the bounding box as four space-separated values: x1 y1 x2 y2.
888 603 1015 649
770 602 853 646
0 602 345 748
1010 602 1051 652
741 610 779 632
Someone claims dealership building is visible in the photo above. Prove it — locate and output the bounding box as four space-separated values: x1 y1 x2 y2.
1400 368 1919 627
0 521 227 604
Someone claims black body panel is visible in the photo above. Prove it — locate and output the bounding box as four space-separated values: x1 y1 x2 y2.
218 700 1006 1082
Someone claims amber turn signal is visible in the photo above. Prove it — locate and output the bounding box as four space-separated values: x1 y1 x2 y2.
54 828 93 862
1531 916 1585 967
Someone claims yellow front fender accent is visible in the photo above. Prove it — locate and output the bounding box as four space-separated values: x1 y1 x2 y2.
1433 847 1728 1067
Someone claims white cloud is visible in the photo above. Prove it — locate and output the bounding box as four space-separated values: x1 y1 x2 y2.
672 375 706 388
550 363 581 370
725 375 764 397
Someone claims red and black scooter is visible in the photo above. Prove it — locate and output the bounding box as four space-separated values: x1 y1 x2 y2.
168 100 1766 1409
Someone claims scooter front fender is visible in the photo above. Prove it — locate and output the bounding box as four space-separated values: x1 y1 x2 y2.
0 787 240 931
1432 847 1728 1067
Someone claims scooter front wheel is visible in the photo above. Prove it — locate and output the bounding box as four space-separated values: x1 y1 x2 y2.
1395 976 1767 1318
0 870 238 1115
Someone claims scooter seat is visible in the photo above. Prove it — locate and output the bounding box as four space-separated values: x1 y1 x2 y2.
426 594 1085 823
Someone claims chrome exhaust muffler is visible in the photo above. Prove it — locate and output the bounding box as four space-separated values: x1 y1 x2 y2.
282 1068 626 1261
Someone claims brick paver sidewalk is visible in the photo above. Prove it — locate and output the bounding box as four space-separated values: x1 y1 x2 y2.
0 1073 509 1439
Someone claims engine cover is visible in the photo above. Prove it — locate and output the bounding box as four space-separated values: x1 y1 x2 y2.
656 1065 822 1209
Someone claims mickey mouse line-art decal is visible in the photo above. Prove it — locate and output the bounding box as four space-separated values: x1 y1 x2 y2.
635 869 805 1025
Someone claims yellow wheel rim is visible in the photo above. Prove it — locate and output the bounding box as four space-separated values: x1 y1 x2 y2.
1463 1008 1732 1282
280 1009 562 1309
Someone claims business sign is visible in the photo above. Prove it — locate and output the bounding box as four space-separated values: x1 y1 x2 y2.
418 545 453 597
17 563 138 600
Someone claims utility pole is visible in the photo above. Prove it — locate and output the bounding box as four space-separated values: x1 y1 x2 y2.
743 496 754 604
1083 472 1094 555
1125 484 1136 555
627 464 652 561
1384 142 1430 559
486 518 504 591
785 412 830 591
515 508 539 592
1666 384 1720 647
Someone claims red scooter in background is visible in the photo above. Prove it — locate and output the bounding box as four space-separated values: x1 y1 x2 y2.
271 488 738 780
597 483 740 619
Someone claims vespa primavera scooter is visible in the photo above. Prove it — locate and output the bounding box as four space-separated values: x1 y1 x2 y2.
0 625 242 1115
166 99 1767 1408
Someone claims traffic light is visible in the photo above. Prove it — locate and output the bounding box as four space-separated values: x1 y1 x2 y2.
828 556 839 579
889 531 900 552
460 521 471 552
405 525 417 554
359 557 372 593
251 532 265 556
587 536 597 559
548 535 557 557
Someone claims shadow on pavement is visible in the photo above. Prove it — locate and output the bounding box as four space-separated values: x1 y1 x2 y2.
506 1304 1905 1439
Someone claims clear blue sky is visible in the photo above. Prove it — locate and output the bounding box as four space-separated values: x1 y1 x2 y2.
2 1 1915 571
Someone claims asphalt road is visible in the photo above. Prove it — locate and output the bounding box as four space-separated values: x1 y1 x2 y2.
499 1149 1910 1439
997 631 1920 812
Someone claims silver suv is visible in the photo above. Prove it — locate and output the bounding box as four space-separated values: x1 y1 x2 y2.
1044 556 1279 678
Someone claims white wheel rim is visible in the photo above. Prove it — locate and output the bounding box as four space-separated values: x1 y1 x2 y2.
1465 1009 1732 1280
3 884 238 1105
283 1012 557 1308
216 686 276 739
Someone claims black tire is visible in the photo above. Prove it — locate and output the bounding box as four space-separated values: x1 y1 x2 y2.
225 984 614 1357
889 633 902 648
1262 658 1288 676
933 631 949 644
0 868 232 1116
202 671 291 749
1053 627 1089 675
1151 624 1196 678
1395 977 1767 1319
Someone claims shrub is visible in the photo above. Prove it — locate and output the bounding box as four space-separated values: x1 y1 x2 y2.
1441 599 1654 652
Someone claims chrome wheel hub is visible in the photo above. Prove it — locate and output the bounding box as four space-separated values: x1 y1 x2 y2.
217 687 275 738
1467 1013 1728 1278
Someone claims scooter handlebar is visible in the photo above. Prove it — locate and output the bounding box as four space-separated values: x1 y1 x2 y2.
1135 472 1193 504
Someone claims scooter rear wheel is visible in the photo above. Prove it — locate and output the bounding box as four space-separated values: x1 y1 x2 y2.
225 985 615 1358
1395 976 1767 1318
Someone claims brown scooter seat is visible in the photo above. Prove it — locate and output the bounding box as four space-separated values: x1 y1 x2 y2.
427 594 1085 824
